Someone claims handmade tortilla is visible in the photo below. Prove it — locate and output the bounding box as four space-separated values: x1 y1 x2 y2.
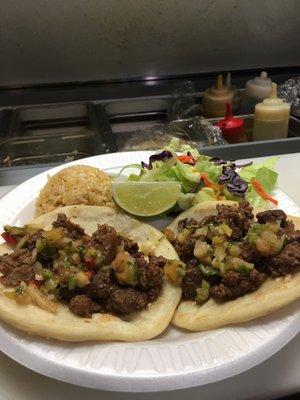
168 201 300 331
0 205 181 341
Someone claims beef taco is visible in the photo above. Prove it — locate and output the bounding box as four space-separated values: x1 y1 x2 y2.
0 205 182 341
165 200 300 331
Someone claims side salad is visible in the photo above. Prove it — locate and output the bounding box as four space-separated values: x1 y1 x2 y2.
122 139 279 210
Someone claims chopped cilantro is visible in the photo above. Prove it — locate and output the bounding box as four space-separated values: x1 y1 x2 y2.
67 276 77 290
198 264 220 276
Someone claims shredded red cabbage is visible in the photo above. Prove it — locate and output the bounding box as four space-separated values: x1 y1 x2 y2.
209 157 227 165
141 150 173 170
218 165 248 197
210 157 253 169
233 161 253 169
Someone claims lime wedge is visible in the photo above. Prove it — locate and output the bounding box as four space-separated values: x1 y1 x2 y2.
112 182 182 217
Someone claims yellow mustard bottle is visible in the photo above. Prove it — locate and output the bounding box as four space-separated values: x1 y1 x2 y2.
253 83 290 141
202 74 234 117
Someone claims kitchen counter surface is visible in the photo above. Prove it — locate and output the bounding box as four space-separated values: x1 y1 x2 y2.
0 152 299 400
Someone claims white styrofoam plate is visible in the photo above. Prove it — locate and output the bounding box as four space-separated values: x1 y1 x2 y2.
0 151 299 392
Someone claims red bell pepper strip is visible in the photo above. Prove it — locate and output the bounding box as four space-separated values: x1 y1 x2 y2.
1 232 17 245
251 179 278 205
200 173 221 191
178 155 195 164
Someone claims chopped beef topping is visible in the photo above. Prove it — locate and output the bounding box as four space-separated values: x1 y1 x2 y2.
122 237 139 254
172 202 299 304
69 295 94 318
0 249 36 286
182 260 221 300
1 264 35 287
200 215 216 226
178 218 202 232
185 218 201 230
88 269 114 300
256 209 287 225
59 285 88 301
261 241 300 277
279 220 300 243
210 268 266 300
26 230 44 251
182 263 203 299
52 213 85 239
178 218 188 232
87 253 165 314
106 288 148 315
0 214 170 317
288 231 300 243
69 295 103 318
215 200 254 240
172 236 197 261
92 224 118 265
239 199 255 220
138 254 164 302
240 243 264 263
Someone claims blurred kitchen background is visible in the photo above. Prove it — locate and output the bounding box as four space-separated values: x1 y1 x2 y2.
0 0 299 85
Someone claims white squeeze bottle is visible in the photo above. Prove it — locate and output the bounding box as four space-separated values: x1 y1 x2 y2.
242 71 272 113
253 83 290 141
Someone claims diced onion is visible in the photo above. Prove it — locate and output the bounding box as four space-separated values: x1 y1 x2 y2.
27 285 58 313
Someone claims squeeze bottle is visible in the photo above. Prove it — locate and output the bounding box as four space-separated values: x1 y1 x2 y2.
215 103 246 143
225 72 241 113
253 83 290 141
202 75 234 117
242 71 272 113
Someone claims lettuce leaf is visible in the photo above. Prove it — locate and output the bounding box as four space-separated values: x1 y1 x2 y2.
245 186 269 209
179 144 200 158
192 187 218 205
245 166 278 208
128 173 141 181
255 167 278 193
239 157 278 182
139 159 177 182
173 162 200 183
178 193 196 210
172 162 200 192
194 155 222 182
164 138 180 153
239 158 278 208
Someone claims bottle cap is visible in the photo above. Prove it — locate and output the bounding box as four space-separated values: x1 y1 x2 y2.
252 71 272 87
245 71 272 100
209 75 230 96
215 103 244 136
255 83 291 120
225 72 231 88
203 75 234 117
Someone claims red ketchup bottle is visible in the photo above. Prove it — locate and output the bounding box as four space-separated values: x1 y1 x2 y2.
215 103 246 143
